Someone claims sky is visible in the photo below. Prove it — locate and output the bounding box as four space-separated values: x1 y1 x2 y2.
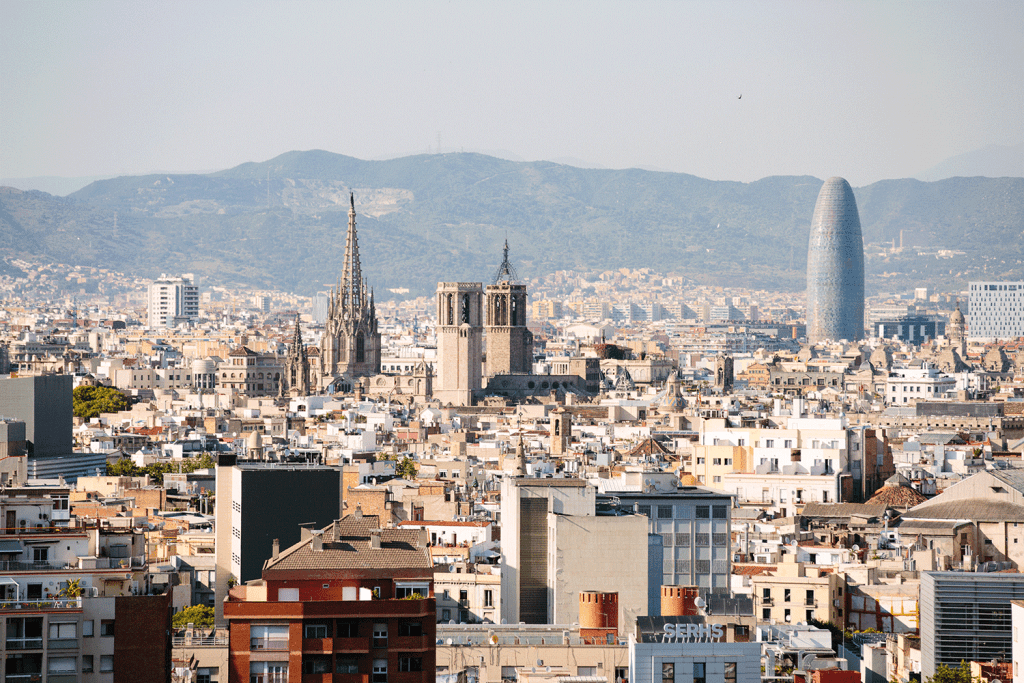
1 0 1022 187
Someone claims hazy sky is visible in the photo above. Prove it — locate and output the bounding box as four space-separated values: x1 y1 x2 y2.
2 0 1021 186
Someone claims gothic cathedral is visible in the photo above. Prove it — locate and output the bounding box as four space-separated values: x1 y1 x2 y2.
320 194 381 389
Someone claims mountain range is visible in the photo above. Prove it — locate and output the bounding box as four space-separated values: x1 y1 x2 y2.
1 150 1022 298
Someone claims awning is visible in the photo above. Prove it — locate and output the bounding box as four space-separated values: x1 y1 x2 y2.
0 540 22 553
0 577 19 586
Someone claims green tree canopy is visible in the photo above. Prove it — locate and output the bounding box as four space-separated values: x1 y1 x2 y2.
73 385 129 419
395 456 418 480
171 604 215 628
925 662 974 683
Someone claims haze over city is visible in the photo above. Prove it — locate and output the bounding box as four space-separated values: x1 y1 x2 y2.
2 0 1022 189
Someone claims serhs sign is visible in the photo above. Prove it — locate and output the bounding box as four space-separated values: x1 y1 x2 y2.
662 623 724 642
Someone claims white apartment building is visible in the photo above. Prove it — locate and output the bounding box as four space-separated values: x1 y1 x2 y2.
968 281 1024 340
148 274 199 329
885 367 956 405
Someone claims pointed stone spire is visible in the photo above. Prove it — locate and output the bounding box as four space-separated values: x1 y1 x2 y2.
341 192 363 315
515 433 527 476
291 312 303 351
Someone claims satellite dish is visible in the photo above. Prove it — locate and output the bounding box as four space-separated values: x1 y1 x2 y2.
546 667 551 673
694 597 706 609
852 544 860 552
449 620 456 625
448 565 456 573
446 638 453 645
501 619 507 624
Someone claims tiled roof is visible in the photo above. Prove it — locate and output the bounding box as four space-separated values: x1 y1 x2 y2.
397 520 490 528
865 485 927 508
265 513 432 572
902 498 1024 523
732 564 776 576
627 438 673 458
800 503 887 519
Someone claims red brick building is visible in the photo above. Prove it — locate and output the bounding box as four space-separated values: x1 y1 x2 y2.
224 511 435 683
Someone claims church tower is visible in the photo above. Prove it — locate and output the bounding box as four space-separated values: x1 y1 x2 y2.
283 314 310 397
435 282 483 406
485 241 533 376
320 194 381 387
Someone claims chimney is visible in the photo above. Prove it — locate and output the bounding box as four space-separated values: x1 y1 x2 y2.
312 531 323 552
272 538 280 561
354 504 363 519
370 530 381 549
661 585 699 616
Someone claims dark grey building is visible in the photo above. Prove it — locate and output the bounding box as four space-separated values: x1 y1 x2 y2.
875 317 946 343
214 454 343 624
920 571 1024 677
0 374 73 458
806 177 865 343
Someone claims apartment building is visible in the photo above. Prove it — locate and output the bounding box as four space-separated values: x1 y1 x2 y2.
751 557 845 627
148 274 199 329
968 281 1024 340
223 511 435 683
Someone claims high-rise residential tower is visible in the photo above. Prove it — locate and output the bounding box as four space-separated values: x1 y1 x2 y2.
806 177 865 343
148 273 199 328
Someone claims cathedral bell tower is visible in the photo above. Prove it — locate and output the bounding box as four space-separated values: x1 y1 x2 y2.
435 282 483 406
485 241 533 376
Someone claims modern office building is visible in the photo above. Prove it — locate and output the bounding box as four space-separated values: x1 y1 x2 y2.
0 374 73 459
629 616 761 683
874 316 946 343
805 177 865 343
968 281 1024 340
148 273 199 328
223 512 435 683
920 571 1024 678
601 487 734 596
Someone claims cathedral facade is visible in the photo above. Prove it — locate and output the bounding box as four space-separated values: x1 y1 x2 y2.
319 194 381 389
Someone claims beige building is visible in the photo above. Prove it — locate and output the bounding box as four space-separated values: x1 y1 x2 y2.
436 624 628 683
435 282 484 406
434 567 501 624
751 557 845 626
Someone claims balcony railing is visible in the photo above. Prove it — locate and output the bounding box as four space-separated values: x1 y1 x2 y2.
0 598 83 611
173 634 228 647
4 636 43 650
0 560 77 572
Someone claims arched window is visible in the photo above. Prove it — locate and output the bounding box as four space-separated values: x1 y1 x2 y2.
461 294 471 324
356 333 365 364
447 294 454 325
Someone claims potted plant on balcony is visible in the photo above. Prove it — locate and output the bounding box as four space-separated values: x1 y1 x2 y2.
60 579 83 599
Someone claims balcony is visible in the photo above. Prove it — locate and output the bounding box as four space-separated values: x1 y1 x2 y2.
761 597 773 606
332 636 371 653
0 560 76 572
4 636 43 650
804 600 818 607
390 634 432 652
0 598 83 613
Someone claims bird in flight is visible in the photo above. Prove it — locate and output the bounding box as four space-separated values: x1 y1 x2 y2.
738 94 742 99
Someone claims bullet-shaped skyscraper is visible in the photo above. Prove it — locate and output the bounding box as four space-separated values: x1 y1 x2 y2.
806 177 865 343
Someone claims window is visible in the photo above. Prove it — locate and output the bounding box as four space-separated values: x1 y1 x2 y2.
337 620 359 637
696 505 710 519
807 610 814 621
459 589 468 603
101 655 115 673
784 608 791 622
657 506 673 519
662 662 674 683
762 608 771 619
278 588 299 601
48 622 76 640
806 589 815 606
373 659 388 683
441 609 451 622
695 533 710 546
373 623 388 647
33 547 49 563
396 582 428 599
83 619 94 637
303 656 332 674
484 590 493 607
82 655 94 673
304 621 331 639
48 656 76 675
693 662 706 683
616 667 629 683
100 619 115 637
725 662 737 683
636 505 651 517
398 621 423 637
578 667 597 677
784 588 791 602
502 667 518 681
251 624 288 650
400 658 423 672
250 661 287 683
337 658 359 674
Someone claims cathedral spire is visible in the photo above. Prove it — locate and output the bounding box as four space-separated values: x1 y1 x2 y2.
291 312 303 351
341 192 363 313
492 238 519 285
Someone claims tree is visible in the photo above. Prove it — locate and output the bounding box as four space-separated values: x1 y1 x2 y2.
73 385 129 419
395 457 418 480
171 604 215 628
925 662 974 683
106 458 141 477
181 453 216 473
